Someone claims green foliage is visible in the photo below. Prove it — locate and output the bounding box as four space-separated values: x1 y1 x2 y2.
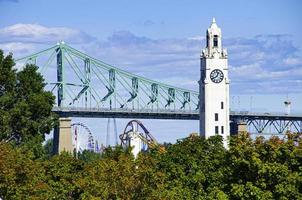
1 133 302 199
152 135 227 199
43 152 84 199
0 143 49 199
227 132 302 199
77 150 101 163
0 50 57 145
101 145 133 160
43 138 54 158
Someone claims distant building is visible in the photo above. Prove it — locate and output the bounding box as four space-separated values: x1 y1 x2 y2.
199 18 230 147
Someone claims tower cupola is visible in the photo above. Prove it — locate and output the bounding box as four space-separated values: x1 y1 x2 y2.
204 18 226 58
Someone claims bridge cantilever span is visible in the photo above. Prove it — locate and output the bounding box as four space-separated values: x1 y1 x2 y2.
15 42 199 113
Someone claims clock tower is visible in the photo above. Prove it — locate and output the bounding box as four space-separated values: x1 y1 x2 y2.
199 18 230 147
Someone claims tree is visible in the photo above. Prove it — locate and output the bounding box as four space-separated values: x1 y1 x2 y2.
1 131 302 199
227 132 302 199
150 134 228 199
43 152 84 199
77 147 138 199
0 50 57 145
77 150 101 163
0 143 51 200
43 138 54 158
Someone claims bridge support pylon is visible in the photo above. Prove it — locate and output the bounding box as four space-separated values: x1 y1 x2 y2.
53 117 73 154
230 120 247 135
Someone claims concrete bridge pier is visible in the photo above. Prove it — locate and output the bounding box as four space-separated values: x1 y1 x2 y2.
230 120 248 135
53 117 73 154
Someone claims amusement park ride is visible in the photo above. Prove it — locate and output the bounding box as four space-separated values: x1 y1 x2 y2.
15 19 302 155
120 120 166 157
69 119 163 157
71 123 100 153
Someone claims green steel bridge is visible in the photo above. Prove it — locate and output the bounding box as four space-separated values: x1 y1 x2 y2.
16 42 199 115
16 42 302 134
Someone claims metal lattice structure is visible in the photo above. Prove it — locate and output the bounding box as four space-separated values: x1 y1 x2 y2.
71 122 99 152
248 119 301 134
15 43 302 136
15 42 199 114
230 112 302 135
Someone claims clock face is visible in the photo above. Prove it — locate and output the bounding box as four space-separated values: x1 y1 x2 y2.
210 69 224 83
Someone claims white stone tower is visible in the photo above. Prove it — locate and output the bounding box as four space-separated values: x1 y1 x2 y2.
199 18 230 147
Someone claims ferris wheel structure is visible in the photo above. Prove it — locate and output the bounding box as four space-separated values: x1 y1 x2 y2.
71 122 101 153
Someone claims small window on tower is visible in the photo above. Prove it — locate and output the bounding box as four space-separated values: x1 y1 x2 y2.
215 126 219 134
215 113 219 121
206 34 209 47
221 126 224 134
213 35 218 47
221 102 224 109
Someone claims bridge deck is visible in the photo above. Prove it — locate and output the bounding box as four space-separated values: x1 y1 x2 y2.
53 107 199 120
53 107 302 121
230 111 302 121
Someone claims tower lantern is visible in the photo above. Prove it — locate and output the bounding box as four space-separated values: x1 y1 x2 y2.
206 18 223 55
199 18 230 147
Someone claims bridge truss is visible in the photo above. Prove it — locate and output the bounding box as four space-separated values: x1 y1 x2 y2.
15 43 302 136
15 42 199 114
230 112 302 135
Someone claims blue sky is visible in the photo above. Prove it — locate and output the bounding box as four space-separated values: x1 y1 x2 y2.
1 0 302 143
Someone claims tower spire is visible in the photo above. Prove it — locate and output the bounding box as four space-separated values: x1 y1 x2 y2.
212 17 216 24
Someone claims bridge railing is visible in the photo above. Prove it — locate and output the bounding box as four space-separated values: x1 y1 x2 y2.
230 111 302 119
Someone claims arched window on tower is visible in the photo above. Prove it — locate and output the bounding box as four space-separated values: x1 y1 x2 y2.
213 35 218 47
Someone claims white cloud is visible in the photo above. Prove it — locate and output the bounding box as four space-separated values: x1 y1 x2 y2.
0 23 301 95
0 23 95 44
231 63 261 75
0 42 35 55
187 35 205 41
283 57 302 66
224 34 302 94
